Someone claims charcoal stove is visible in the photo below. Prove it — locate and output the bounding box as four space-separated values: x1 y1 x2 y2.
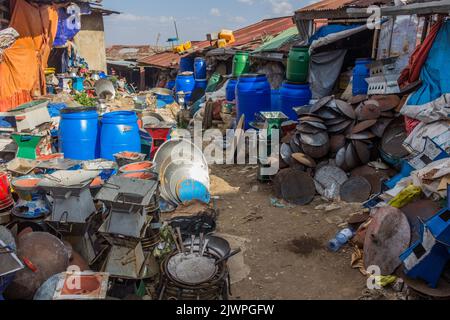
38 170 99 224
96 176 159 240
158 249 230 300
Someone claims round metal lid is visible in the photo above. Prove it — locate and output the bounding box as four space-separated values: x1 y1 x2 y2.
364 206 411 275
340 176 371 203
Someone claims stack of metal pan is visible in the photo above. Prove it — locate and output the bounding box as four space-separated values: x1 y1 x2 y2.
306 94 400 172
153 139 210 206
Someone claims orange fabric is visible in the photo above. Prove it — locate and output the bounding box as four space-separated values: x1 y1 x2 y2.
0 0 58 111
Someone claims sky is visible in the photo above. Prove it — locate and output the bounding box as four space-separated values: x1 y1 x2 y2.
103 0 313 46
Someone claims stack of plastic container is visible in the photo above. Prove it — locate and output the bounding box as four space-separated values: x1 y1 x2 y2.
280 46 313 120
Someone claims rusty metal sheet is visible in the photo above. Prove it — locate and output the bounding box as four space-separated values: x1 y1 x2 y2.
346 131 376 140
317 108 341 120
348 95 368 105
380 111 395 118
400 199 442 243
345 143 359 169
300 131 329 147
381 121 409 159
311 96 333 113
371 117 394 138
302 120 327 130
352 120 377 134
352 140 371 164
398 266 450 298
340 176 371 203
314 165 348 200
280 169 316 205
356 103 381 121
335 100 356 119
297 123 322 134
299 116 324 123
292 153 317 168
328 119 353 134
372 95 401 111
329 134 346 154
335 146 347 169
5 232 70 300
325 117 348 126
301 141 330 159
364 206 411 275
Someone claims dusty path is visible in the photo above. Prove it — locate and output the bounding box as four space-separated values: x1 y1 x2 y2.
210 164 366 300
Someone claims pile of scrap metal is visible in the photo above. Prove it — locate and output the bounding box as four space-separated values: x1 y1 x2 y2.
272 93 405 205
0 134 238 300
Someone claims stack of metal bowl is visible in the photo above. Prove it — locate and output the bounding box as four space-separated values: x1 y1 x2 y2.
153 139 210 206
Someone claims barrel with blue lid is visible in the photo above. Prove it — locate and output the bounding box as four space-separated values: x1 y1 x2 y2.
165 80 176 90
352 58 371 96
236 73 272 129
59 106 99 160
100 111 141 160
179 56 194 72
226 77 238 102
279 82 312 120
194 57 207 79
175 72 196 104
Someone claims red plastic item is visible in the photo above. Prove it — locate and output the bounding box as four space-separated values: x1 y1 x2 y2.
144 127 172 160
0 172 13 210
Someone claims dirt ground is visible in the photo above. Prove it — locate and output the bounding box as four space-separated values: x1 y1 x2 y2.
209 164 367 300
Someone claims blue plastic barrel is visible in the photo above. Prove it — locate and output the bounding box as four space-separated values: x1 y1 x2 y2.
271 89 281 111
179 57 194 72
236 74 272 129
100 111 141 160
175 72 196 103
156 92 175 108
194 57 207 79
352 58 371 96
226 77 238 102
165 80 176 90
59 107 99 160
279 82 312 120
194 79 208 91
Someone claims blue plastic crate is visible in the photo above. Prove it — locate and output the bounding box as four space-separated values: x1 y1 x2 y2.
400 223 450 288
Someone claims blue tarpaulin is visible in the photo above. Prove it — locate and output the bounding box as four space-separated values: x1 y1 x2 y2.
53 3 91 47
408 20 450 105
308 24 362 44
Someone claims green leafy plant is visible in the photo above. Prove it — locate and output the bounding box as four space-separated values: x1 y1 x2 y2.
74 92 97 107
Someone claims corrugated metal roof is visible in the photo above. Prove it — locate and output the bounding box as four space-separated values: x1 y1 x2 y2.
297 0 391 12
138 16 294 69
138 41 211 69
253 26 298 53
106 45 162 61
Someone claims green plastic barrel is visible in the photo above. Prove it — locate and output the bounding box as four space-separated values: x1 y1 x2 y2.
287 46 310 83
206 73 222 92
232 52 250 77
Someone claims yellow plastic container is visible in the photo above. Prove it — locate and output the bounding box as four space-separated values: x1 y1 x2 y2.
219 29 234 42
217 39 227 48
183 41 192 50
